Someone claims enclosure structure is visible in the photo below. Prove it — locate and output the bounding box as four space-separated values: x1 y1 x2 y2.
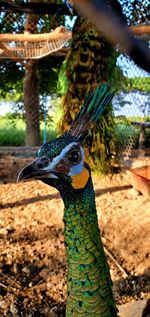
0 0 149 165
0 2 150 316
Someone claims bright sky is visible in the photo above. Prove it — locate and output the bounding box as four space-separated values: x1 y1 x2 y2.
113 91 150 117
0 101 15 116
117 55 150 78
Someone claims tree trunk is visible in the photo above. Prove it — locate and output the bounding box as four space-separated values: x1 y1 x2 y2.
23 59 40 146
23 13 40 146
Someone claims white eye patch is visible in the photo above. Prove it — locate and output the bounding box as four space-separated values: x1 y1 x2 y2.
42 142 84 176
68 147 84 176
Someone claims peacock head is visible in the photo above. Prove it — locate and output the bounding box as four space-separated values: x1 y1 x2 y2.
17 132 89 192
17 84 114 193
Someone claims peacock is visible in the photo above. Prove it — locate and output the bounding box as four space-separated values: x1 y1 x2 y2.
17 83 118 317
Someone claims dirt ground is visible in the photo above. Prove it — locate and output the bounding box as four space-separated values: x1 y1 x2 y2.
0 156 150 316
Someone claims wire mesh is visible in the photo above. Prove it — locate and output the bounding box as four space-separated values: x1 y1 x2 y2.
0 1 149 158
113 53 150 160
0 10 71 59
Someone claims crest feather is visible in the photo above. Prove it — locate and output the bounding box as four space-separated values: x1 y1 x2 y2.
69 83 114 138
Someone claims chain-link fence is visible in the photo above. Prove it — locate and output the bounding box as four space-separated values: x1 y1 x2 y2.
0 1 149 159
113 53 150 161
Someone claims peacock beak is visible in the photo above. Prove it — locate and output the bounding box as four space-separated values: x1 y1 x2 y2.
17 157 57 183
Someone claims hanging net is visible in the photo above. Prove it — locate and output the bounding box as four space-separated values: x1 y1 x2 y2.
0 25 72 60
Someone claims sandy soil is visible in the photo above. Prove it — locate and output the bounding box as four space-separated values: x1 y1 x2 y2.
0 156 149 316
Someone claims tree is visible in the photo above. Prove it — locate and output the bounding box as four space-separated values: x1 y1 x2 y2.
0 2 64 145
23 13 40 146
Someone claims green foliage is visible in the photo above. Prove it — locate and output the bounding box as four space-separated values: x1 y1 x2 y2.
115 123 137 148
0 61 24 100
116 122 150 149
0 116 25 146
104 48 125 93
125 77 150 92
0 10 65 103
50 96 63 125
0 55 64 103
0 115 58 146
38 55 64 96
57 60 68 95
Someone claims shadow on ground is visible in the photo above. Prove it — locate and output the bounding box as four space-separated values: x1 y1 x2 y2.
0 184 132 210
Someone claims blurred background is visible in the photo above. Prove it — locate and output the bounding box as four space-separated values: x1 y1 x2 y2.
0 0 149 173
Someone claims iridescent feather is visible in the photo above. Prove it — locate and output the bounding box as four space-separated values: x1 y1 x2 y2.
17 83 117 317
69 83 114 138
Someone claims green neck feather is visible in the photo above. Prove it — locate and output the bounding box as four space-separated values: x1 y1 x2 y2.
60 177 117 317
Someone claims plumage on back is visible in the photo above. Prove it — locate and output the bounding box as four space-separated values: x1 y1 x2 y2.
17 83 118 316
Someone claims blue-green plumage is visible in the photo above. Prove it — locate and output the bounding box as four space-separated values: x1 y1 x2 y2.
38 133 78 158
17 83 118 316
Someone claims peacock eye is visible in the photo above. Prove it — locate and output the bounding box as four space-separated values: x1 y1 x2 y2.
68 149 81 165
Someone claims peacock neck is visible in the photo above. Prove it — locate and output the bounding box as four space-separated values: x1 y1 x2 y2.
60 177 117 317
